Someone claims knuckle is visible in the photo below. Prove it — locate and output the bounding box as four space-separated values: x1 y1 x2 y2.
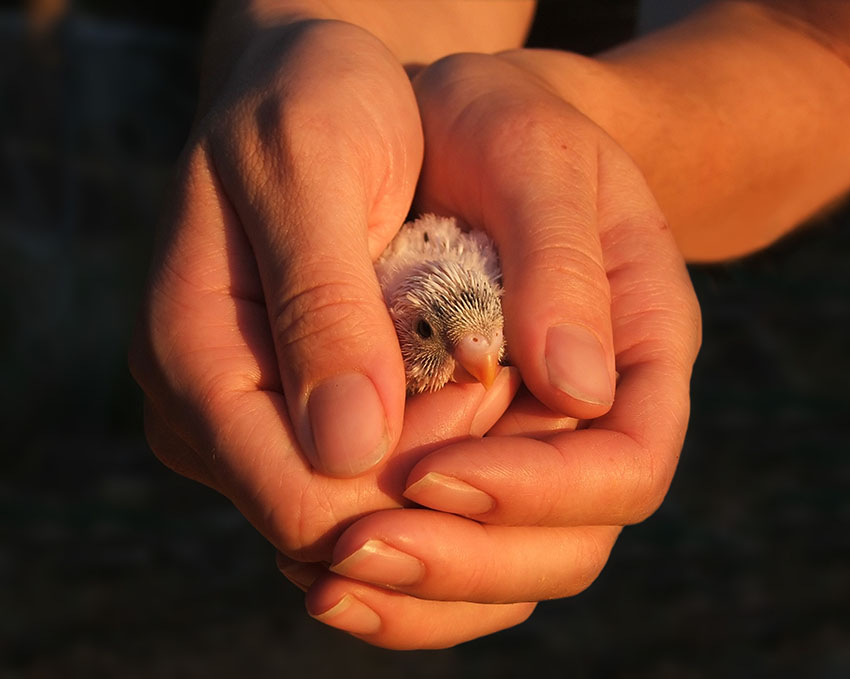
459 547 498 600
477 98 593 171
414 52 494 97
142 404 209 485
514 240 611 310
486 99 557 146
271 277 381 358
416 54 568 137
598 437 678 526
631 446 678 523
569 529 615 595
522 238 606 282
210 104 293 201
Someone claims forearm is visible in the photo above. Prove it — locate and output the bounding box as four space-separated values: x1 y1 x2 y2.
515 1 850 260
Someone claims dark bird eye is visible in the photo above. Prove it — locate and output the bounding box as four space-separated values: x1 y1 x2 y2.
415 319 433 338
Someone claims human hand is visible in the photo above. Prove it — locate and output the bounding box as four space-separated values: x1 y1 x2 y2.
128 17 464 565
300 52 701 648
128 15 550 649
130 18 423 499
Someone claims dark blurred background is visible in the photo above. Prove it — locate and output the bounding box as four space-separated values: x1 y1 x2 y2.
1 1 848 677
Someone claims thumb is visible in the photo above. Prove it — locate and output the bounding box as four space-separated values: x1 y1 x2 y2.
414 55 616 419
195 19 425 477
493 128 616 419
227 168 408 477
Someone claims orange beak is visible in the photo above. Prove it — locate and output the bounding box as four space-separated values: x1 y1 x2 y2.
452 331 502 389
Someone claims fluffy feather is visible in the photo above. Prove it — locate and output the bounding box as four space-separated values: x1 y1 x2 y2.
375 214 506 393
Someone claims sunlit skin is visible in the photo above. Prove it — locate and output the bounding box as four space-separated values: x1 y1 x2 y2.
130 0 850 649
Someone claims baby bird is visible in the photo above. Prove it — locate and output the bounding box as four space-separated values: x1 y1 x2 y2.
375 214 506 394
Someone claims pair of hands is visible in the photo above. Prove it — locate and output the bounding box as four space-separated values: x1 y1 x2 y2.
129 20 701 649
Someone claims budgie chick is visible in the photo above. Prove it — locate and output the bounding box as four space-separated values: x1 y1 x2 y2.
375 214 506 394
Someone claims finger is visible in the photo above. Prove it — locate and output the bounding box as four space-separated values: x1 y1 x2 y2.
208 41 424 478
404 142 700 527
485 384 580 438
413 54 616 420
275 552 325 593
196 364 517 563
277 551 536 647
403 393 676 528
305 573 536 650
329 509 620 603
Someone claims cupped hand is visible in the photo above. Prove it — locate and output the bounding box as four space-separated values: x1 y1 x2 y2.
126 17 543 650
303 52 701 648
130 19 423 483
132 17 536 561
406 51 701 524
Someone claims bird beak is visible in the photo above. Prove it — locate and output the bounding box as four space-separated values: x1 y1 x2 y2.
452 332 502 389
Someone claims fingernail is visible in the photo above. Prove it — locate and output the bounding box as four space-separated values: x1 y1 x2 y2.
310 594 382 635
307 373 388 476
331 539 425 588
279 563 320 591
546 324 614 405
275 553 320 591
404 471 495 516
469 366 515 437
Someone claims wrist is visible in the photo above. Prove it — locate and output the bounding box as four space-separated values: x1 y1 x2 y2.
495 49 634 138
205 0 535 74
197 14 407 118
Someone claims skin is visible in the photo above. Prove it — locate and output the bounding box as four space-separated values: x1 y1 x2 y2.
129 0 850 649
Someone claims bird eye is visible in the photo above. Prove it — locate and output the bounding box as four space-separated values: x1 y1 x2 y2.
415 319 433 338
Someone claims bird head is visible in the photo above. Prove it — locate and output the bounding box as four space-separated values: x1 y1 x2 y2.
388 259 505 394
